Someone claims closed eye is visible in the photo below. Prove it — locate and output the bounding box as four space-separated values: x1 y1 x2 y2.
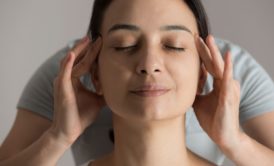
164 45 185 52
114 45 137 52
113 45 185 52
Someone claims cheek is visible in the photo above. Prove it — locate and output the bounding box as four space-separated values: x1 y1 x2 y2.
171 54 200 107
98 50 132 111
176 70 199 107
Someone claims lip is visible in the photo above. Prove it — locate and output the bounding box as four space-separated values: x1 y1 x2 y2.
130 84 170 97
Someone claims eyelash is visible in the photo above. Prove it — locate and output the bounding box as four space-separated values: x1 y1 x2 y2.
164 45 185 52
114 45 185 52
114 45 137 52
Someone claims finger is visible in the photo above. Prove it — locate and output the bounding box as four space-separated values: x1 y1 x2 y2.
220 51 233 96
233 80 241 101
71 36 90 57
72 37 102 78
73 44 90 67
196 63 208 95
196 35 216 77
206 35 225 79
59 52 71 78
58 36 90 75
195 35 213 66
223 51 233 83
62 52 76 82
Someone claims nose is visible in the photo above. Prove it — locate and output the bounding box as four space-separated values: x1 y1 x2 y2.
136 49 162 75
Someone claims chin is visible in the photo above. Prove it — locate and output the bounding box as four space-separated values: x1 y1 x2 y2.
125 104 185 121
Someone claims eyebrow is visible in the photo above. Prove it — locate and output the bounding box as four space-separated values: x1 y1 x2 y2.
160 25 192 34
107 24 193 34
108 24 139 34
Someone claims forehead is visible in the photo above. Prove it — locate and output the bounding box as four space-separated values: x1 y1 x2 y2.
101 0 198 34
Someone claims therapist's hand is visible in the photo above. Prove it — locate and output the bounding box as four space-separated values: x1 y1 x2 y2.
193 35 242 148
50 36 105 146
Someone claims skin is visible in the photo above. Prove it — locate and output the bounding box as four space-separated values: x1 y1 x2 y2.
96 0 201 124
0 0 273 165
90 0 212 165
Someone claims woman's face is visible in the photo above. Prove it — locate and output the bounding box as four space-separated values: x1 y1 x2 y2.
95 0 202 121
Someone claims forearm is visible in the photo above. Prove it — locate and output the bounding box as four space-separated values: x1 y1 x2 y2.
0 129 70 166
221 132 274 166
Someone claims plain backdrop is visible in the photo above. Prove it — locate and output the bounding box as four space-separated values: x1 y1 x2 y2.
0 0 273 165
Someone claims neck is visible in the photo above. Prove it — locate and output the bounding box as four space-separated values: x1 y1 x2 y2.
109 114 191 166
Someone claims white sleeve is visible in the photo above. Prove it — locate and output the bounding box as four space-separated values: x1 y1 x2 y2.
222 40 274 124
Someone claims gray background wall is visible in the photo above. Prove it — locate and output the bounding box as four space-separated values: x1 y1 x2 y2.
0 0 273 165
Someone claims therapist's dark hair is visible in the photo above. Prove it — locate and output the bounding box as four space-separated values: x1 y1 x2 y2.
87 0 210 41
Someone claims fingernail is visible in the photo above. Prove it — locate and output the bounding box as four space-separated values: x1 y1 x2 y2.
210 35 215 43
199 37 204 44
82 36 90 42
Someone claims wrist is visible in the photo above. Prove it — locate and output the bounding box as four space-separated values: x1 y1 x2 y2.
218 130 274 165
218 131 247 160
46 127 74 149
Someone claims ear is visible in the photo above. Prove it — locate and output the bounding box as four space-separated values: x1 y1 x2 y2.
197 63 207 95
91 62 103 95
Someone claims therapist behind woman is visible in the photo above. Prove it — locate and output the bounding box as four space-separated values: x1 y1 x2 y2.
0 0 274 165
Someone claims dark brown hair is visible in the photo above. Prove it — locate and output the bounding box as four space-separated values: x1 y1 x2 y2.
87 0 210 41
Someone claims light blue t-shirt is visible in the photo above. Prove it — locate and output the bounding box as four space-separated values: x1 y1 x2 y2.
17 38 274 166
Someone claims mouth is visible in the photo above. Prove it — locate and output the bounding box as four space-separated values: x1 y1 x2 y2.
130 84 171 97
